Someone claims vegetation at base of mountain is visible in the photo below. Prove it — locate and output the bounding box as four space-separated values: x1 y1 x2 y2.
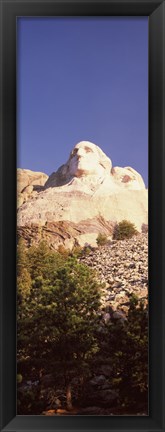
70 245 93 258
17 240 148 415
17 240 101 412
113 220 138 240
57 244 70 257
70 245 83 258
96 233 108 246
94 294 148 412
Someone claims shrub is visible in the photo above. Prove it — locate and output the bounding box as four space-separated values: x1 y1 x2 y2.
113 220 138 240
57 244 69 257
71 245 83 258
96 233 108 246
83 246 92 256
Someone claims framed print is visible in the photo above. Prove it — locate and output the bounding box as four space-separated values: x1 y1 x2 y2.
16 14 149 419
0 1 165 432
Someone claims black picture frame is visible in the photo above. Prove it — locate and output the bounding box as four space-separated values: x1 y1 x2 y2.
0 0 165 431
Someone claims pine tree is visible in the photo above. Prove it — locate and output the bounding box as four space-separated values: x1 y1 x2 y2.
101 295 148 412
17 254 101 411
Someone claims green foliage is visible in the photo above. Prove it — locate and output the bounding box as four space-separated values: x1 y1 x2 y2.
57 244 70 257
17 373 23 384
28 258 99 357
70 245 92 258
17 239 31 299
27 241 63 280
17 244 102 411
98 295 148 411
17 238 29 277
70 245 83 258
17 240 148 414
113 220 138 240
82 246 92 256
96 233 108 246
17 384 44 415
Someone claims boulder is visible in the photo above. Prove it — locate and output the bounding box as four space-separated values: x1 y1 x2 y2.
17 169 48 208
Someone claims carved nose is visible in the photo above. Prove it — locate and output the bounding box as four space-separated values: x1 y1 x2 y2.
77 148 85 157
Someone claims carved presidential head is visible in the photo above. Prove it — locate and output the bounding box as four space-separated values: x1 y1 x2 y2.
66 141 112 177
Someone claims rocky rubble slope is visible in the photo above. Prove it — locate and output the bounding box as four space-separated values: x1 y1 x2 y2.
79 233 148 313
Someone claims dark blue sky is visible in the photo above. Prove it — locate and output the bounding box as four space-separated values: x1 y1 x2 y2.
17 17 148 186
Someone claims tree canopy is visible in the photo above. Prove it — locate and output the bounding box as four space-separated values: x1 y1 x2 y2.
17 240 148 415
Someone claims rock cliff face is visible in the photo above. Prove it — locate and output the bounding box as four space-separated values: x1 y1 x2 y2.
17 141 148 248
17 169 48 208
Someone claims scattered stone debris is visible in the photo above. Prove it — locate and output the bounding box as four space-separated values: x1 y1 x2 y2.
79 233 148 312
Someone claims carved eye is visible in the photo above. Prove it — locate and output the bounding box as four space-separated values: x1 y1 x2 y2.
122 175 131 183
85 146 92 153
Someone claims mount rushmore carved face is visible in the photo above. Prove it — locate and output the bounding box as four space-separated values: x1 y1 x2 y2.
67 141 112 177
44 141 145 191
111 166 145 190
